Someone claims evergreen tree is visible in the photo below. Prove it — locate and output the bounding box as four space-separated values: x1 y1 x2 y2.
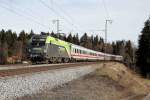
73 34 79 45
2 42 8 64
67 33 73 43
80 33 88 47
28 29 35 39
112 42 117 54
18 30 27 44
136 18 150 77
80 33 92 49
51 31 58 38
0 41 2 64
93 35 99 51
99 37 104 52
18 30 29 60
124 40 133 66
0 29 6 44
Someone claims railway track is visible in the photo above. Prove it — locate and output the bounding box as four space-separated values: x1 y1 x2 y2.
0 62 100 77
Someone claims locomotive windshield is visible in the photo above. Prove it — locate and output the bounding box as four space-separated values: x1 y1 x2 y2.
31 36 46 47
31 41 45 47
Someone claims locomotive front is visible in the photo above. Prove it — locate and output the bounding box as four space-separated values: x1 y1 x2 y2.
28 35 47 62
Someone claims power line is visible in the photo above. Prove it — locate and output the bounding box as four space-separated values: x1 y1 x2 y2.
38 0 74 31
101 0 111 19
51 1 74 22
38 0 85 33
0 3 49 29
38 0 61 18
2 0 44 23
52 1 86 33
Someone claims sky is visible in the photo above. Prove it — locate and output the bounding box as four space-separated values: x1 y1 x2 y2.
0 0 150 45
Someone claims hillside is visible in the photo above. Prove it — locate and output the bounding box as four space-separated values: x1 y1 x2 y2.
97 62 150 99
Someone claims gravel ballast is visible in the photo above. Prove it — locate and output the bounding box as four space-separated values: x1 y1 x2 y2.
0 65 98 100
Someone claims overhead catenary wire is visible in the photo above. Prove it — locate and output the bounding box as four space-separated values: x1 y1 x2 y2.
101 0 111 19
1 0 91 34
3 1 41 21
52 1 86 33
50 0 74 22
38 0 85 34
0 2 49 29
6 0 45 21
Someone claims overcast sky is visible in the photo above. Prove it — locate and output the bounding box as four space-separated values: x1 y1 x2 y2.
0 0 150 45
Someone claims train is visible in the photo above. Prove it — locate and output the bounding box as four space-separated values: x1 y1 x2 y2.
28 34 123 63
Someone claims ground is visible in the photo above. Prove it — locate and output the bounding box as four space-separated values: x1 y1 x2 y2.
15 62 150 100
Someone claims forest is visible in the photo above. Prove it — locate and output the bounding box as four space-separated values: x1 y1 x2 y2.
0 29 135 68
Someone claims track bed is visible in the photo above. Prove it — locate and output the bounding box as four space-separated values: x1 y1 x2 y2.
0 62 100 77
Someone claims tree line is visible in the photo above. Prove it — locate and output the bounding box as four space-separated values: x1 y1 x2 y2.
0 29 135 68
0 30 33 64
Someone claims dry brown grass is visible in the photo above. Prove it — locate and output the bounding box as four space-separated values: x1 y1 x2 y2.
96 62 150 95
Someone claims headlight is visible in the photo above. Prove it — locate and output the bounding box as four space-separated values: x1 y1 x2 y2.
44 49 46 53
28 49 31 52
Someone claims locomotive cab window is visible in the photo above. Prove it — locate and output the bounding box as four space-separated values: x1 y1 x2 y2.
31 37 46 47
